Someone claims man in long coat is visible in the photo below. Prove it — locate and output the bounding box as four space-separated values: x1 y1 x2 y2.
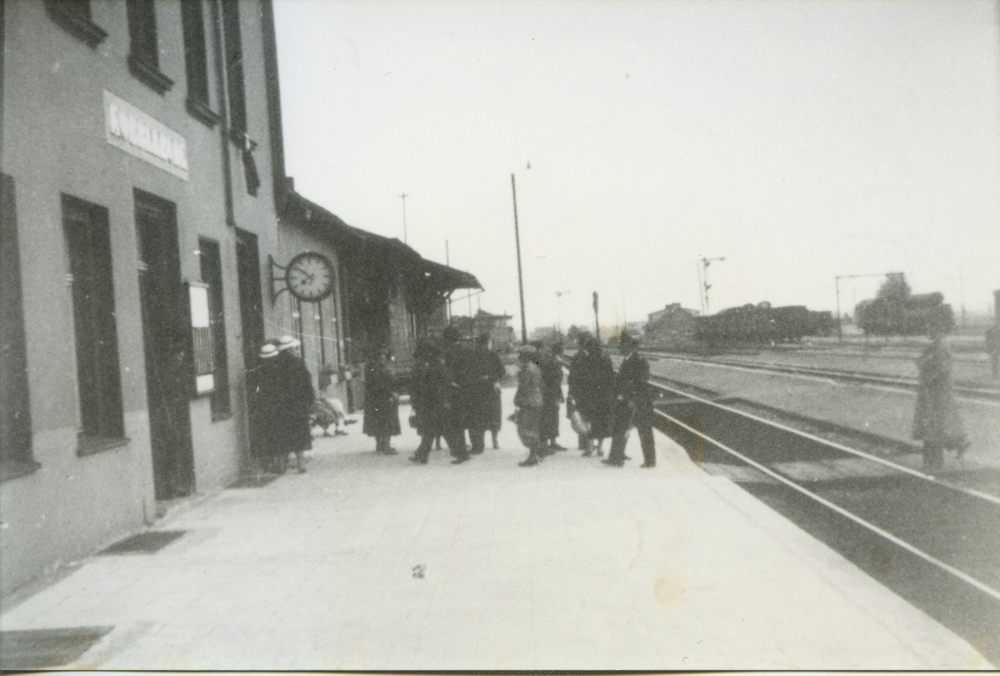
363 347 401 455
441 326 472 464
567 335 616 456
913 319 969 473
273 335 315 473
409 340 452 464
605 333 656 468
466 333 507 454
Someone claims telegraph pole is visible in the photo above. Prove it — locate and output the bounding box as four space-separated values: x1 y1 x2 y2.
511 173 527 345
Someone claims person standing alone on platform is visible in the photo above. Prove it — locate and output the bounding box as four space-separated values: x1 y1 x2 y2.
274 335 315 473
538 341 566 452
605 333 656 468
514 344 546 467
466 333 506 454
363 347 401 455
912 311 970 474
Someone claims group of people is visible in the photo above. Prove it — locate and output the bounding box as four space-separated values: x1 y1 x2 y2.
512 332 655 468
248 326 658 472
406 327 507 464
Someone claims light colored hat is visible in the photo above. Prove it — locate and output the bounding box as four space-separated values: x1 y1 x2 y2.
277 335 300 351
259 343 279 359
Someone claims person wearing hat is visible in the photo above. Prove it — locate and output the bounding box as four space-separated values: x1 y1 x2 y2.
513 343 546 466
605 332 656 468
363 347 401 455
272 335 315 473
248 341 281 471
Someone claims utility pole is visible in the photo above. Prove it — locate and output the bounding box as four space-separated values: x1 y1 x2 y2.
399 192 408 244
511 173 528 345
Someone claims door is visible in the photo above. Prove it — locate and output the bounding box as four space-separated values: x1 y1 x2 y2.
135 190 195 499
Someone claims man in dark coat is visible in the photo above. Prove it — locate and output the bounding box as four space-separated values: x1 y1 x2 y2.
605 333 656 468
567 335 615 457
538 342 566 451
409 340 452 464
465 333 507 454
440 326 472 464
363 347 401 455
274 335 315 473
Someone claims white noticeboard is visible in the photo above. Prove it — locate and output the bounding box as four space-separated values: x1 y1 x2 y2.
189 283 215 395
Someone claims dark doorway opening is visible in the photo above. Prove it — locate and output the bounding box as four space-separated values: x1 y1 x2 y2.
135 190 194 500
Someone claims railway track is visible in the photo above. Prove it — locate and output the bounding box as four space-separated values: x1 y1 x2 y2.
648 379 1000 663
644 351 1000 401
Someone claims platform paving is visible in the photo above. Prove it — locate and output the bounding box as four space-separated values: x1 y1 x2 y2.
0 387 990 671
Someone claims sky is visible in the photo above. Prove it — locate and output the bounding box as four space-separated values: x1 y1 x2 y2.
273 0 1000 336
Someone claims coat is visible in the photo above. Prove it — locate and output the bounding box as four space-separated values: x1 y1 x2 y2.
912 338 966 448
363 359 401 438
410 357 454 438
514 360 544 448
567 348 615 439
273 352 315 453
538 352 564 438
464 345 506 430
250 352 314 458
616 351 653 429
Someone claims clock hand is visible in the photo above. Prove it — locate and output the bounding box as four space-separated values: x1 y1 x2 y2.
292 265 315 283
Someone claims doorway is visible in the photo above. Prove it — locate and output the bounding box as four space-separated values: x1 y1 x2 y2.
135 190 194 499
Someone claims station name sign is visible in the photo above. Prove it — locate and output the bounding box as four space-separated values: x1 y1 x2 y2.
104 90 189 180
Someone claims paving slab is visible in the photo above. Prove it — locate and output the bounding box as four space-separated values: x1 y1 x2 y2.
0 387 990 670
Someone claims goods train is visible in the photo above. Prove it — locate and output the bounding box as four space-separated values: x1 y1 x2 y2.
694 303 836 345
854 292 954 337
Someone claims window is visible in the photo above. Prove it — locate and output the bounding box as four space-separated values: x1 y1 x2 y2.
1 174 35 480
199 239 231 418
222 0 247 134
126 0 173 94
46 0 108 48
181 0 219 127
63 195 126 443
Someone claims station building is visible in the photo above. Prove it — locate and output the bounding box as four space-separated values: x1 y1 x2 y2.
0 0 482 596
0 0 294 594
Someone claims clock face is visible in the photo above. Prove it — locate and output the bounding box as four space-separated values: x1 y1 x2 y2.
285 252 335 301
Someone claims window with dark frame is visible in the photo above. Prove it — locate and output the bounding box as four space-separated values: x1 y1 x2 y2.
126 0 173 94
63 195 126 442
45 0 108 48
222 0 247 134
198 238 231 419
181 0 219 127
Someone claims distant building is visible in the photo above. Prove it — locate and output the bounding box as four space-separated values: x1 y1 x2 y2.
645 303 700 345
450 310 516 353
